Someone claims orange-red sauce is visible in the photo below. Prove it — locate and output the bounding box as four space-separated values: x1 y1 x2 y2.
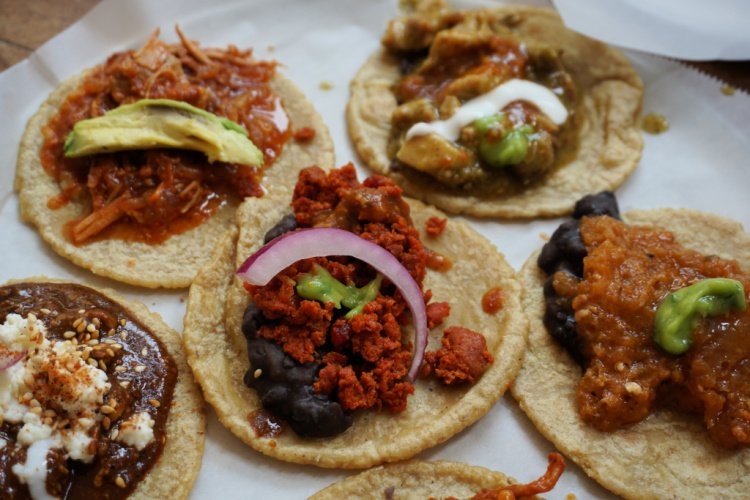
40 34 291 245
481 287 504 314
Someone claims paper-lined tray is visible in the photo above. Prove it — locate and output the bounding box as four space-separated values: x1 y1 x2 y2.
1 0 749 498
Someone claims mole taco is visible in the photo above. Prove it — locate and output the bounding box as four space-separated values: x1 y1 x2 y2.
512 192 750 498
310 453 565 499
0 278 205 498
15 28 334 288
182 164 527 468
347 1 643 218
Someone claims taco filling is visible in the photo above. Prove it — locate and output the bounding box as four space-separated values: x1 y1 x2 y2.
0 282 177 497
237 165 493 437
382 1 579 193
539 192 750 448
40 29 292 245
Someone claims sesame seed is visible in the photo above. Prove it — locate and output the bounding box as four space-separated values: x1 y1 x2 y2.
22 392 33 402
119 319 127 326
100 405 115 415
103 339 115 344
30 398 41 408
78 309 86 315
102 417 111 430
82 349 91 361
115 366 126 373
84 333 91 342
110 429 119 440
44 409 56 418
120 332 128 340
115 476 126 488
106 348 115 358
43 417 54 426
92 318 101 328
40 308 51 315
616 362 626 372
92 330 100 340
141 347 148 356
113 343 123 350
134 365 146 373
88 339 99 346
119 381 130 388
99 360 107 371
86 323 97 333
625 381 643 395
108 329 116 337
87 358 98 367
30 406 42 415
76 322 87 333
27 313 37 323
149 399 160 407
63 330 76 339
253 369 262 379
72 318 83 328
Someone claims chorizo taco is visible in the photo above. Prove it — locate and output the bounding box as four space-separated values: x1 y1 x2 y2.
0 278 205 498
310 453 565 500
182 164 527 468
347 2 643 218
512 192 750 498
15 29 334 288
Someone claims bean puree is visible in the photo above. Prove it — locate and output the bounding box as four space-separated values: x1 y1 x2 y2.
0 283 177 498
41 30 290 245
241 166 492 437
541 199 750 448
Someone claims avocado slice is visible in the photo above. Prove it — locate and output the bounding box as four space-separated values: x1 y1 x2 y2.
63 98 264 166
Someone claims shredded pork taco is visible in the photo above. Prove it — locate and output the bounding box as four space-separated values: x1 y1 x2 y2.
348 2 643 218
182 165 527 468
0 278 205 499
15 29 334 288
310 453 565 500
512 193 750 499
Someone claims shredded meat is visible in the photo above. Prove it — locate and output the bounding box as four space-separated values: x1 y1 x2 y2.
41 30 290 245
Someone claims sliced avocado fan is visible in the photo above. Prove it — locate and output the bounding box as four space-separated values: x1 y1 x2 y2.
63 99 264 166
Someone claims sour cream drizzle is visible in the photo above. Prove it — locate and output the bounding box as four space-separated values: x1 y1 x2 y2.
405 78 568 142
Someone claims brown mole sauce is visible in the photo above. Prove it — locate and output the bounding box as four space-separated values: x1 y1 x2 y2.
40 34 291 246
561 216 750 448
0 283 178 498
246 409 283 439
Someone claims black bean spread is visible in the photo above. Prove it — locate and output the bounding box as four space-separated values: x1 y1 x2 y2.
537 192 620 364
0 283 177 499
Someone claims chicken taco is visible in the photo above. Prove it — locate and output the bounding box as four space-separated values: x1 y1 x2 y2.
512 192 750 498
0 278 205 498
348 2 643 218
15 29 334 288
182 164 527 468
310 453 565 500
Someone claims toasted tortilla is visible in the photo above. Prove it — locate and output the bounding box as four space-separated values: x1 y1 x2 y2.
15 67 334 288
2 277 206 499
511 209 750 499
347 5 643 218
310 460 523 499
182 190 528 468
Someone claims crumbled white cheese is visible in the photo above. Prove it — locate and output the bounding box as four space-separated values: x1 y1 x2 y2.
117 411 155 451
0 312 113 495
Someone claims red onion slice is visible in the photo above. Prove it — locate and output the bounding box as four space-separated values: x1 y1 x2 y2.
0 350 24 371
236 227 428 381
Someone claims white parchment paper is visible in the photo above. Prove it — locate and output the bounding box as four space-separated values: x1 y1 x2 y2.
0 0 749 498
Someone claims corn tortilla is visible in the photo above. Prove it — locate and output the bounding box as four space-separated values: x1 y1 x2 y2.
182 190 528 468
3 277 206 499
15 66 334 288
309 460 524 500
347 5 643 218
512 209 750 499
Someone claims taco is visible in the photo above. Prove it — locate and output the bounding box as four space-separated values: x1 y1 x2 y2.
310 453 565 500
347 2 643 218
15 29 334 288
512 192 750 498
182 164 527 468
0 278 205 498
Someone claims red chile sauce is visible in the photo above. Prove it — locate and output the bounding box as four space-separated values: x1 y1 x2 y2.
481 287 504 314
40 33 291 245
